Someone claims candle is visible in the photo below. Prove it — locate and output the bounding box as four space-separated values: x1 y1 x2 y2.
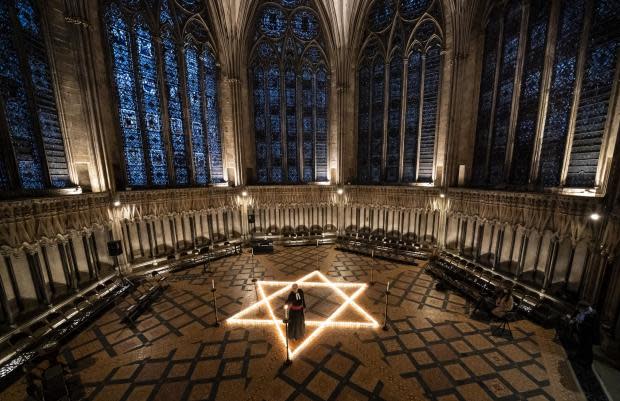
212 279 215 289
387 281 390 292
284 305 289 319
372 250 374 258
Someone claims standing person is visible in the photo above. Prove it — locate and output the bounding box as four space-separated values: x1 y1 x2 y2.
286 284 306 340
491 287 514 319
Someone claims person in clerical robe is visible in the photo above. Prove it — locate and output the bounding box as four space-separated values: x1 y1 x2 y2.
285 284 306 340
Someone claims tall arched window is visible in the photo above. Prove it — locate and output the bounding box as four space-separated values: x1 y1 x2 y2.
472 0 619 191
250 1 329 184
357 0 443 184
104 0 224 188
0 0 71 190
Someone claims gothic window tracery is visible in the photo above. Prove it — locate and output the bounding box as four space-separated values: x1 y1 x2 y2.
250 0 329 184
104 0 224 188
357 0 443 184
0 0 71 190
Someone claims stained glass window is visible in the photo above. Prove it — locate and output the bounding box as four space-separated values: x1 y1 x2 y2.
370 59 385 183
566 0 620 187
104 0 224 187
419 45 441 182
203 48 224 183
488 0 522 186
472 10 501 186
357 0 442 184
0 0 71 190
250 1 329 184
316 67 329 181
403 51 422 182
386 53 403 182
357 63 372 183
135 17 168 186
510 0 550 185
106 4 147 187
472 0 618 192
161 28 189 185
185 45 209 185
539 0 586 187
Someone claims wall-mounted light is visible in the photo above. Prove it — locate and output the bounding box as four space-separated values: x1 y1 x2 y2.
241 190 248 197
590 213 601 221
112 194 121 207
439 193 446 198
336 188 344 195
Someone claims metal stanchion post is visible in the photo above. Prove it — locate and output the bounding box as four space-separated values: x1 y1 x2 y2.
382 289 390 331
369 250 375 285
283 305 292 366
316 239 319 271
211 287 220 327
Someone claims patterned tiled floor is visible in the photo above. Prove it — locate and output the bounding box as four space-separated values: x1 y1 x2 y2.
1 246 586 401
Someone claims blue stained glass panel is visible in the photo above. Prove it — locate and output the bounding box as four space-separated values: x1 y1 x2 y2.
302 66 314 182
357 64 371 183
419 46 440 182
414 19 437 42
16 0 39 36
203 49 224 183
106 5 147 187
488 0 522 186
369 0 395 32
400 0 430 20
160 0 173 25
472 10 501 186
260 6 287 38
162 31 189 185
267 65 282 182
386 54 402 182
293 9 319 41
403 51 422 182
135 19 168 186
370 59 385 183
566 0 620 187
253 67 268 183
510 0 549 185
539 0 586 187
315 67 328 181
0 0 45 189
285 66 299 182
0 156 9 190
185 46 209 185
22 0 71 188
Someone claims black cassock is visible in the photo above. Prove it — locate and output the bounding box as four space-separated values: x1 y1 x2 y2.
286 289 306 340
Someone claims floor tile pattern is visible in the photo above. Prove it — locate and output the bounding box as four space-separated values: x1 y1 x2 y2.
358 316 554 400
0 246 585 401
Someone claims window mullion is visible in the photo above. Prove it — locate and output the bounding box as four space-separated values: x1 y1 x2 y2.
280 59 287 182
529 0 562 185
313 67 318 182
130 18 154 187
416 54 426 182
179 45 197 186
381 60 389 182
559 0 594 187
198 48 212 184
504 2 530 184
398 56 408 183
483 15 506 185
154 32 175 186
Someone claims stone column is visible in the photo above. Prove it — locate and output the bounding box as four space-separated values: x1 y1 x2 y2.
62 0 113 191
